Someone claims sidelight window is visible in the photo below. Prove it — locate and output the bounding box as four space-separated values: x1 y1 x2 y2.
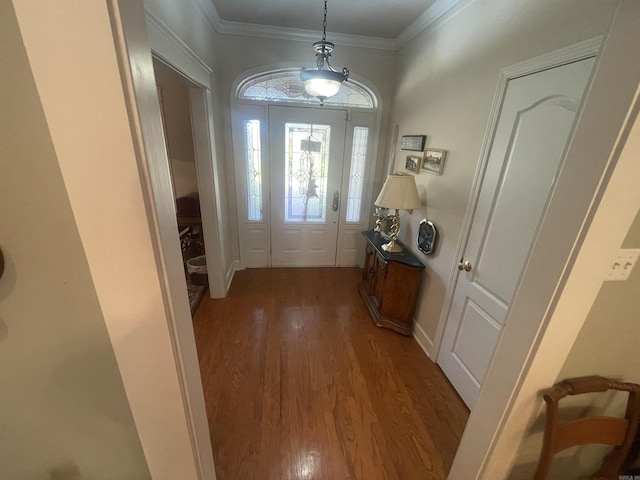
244 119 262 221
345 127 369 222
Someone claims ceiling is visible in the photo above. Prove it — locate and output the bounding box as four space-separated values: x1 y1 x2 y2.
210 0 440 39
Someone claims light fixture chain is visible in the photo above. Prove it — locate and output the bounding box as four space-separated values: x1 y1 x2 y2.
300 0 348 104
322 0 327 44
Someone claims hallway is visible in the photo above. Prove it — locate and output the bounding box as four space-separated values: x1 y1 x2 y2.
193 268 468 480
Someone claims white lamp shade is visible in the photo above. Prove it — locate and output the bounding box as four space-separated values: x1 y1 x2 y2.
374 174 421 210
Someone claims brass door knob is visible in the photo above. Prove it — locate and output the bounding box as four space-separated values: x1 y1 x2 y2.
458 260 472 272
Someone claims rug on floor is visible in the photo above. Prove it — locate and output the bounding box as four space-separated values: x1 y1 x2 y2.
187 280 207 315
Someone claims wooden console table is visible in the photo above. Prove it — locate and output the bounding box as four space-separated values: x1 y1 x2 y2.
358 230 425 336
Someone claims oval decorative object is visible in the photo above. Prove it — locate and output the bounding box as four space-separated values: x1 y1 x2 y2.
417 219 437 255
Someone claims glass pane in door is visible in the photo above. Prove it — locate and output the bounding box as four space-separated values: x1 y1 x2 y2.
244 119 263 221
346 126 369 222
284 123 331 222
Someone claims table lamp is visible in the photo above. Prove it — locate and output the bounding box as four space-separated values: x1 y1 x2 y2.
374 174 422 252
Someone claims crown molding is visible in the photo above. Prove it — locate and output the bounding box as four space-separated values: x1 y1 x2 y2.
145 11 213 77
222 22 398 51
191 0 464 51
192 0 222 31
395 0 464 49
191 0 396 50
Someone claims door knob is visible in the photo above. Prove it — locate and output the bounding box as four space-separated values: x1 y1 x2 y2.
332 191 340 212
458 259 472 272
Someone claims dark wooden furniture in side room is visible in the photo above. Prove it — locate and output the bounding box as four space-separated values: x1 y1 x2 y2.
358 230 425 336
533 376 640 480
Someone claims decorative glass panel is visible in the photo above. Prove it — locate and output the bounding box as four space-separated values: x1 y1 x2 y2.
244 119 262 221
239 69 375 109
284 123 330 223
346 127 369 222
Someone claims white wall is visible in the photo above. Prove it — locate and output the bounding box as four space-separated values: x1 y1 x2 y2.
153 58 199 199
509 207 640 478
144 0 218 67
0 2 150 478
389 0 616 352
11 1 208 478
170 159 199 198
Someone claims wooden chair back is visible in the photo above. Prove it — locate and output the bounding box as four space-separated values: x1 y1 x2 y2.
534 376 640 480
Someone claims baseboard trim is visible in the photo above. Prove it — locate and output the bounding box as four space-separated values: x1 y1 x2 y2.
224 260 241 294
413 321 434 359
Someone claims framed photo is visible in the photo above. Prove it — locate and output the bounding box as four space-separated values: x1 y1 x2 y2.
401 135 426 151
422 149 447 175
405 154 421 173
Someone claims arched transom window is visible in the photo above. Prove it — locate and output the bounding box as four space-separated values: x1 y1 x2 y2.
237 68 376 109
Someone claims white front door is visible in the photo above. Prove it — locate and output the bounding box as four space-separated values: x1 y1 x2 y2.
437 57 595 409
269 106 347 266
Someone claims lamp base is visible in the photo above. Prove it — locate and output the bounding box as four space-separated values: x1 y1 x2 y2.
374 207 389 233
381 209 403 253
381 240 402 253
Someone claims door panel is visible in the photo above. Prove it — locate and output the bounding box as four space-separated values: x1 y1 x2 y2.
438 57 595 409
269 106 346 266
451 299 501 385
475 99 579 303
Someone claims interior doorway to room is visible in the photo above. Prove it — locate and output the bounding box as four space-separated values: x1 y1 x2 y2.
152 57 208 313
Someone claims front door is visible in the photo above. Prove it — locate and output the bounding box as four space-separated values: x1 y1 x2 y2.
269 106 347 266
437 57 595 409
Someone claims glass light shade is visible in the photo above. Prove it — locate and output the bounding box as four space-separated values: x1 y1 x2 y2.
303 78 342 98
301 69 346 99
374 174 421 210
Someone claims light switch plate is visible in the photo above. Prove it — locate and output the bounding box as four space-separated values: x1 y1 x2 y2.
605 249 640 281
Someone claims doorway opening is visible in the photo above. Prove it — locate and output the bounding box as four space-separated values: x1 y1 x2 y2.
152 57 208 313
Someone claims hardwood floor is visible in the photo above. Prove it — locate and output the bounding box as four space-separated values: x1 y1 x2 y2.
193 268 469 480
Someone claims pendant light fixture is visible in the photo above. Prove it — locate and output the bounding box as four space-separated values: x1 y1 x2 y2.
300 0 349 105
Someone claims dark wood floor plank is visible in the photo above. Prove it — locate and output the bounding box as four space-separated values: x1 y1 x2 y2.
193 268 468 480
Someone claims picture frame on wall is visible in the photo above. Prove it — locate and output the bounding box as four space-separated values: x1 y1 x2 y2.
422 149 447 175
405 154 421 173
401 135 427 151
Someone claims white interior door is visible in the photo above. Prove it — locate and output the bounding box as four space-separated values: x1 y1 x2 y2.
437 57 595 409
269 106 347 266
